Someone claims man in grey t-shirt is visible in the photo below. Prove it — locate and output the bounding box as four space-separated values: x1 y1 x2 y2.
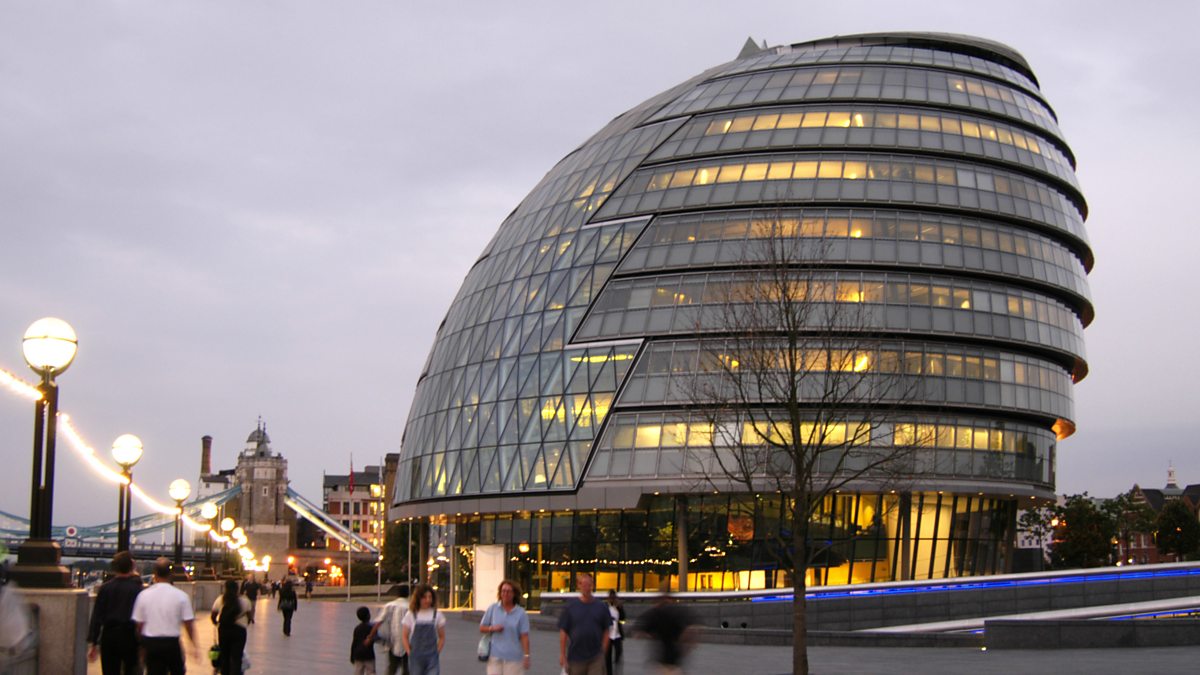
558 573 611 675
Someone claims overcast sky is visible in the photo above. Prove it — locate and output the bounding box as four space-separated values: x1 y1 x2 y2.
1 1 1196 527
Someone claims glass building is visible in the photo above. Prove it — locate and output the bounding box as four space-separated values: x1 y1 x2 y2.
392 33 1091 607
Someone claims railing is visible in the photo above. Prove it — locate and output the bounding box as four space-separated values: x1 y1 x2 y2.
0 537 212 563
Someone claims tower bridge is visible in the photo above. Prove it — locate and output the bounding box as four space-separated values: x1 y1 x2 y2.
0 428 376 579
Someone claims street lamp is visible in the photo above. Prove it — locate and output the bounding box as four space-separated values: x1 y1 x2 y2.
168 478 191 579
10 317 78 588
111 434 144 553
220 517 236 572
200 501 218 575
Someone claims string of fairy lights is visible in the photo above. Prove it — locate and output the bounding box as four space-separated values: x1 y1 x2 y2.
0 365 262 569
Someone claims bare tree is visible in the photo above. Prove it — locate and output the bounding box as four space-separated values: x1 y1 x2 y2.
681 216 929 675
1017 506 1056 570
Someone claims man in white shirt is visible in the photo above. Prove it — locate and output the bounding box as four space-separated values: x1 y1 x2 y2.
131 558 197 675
367 586 409 675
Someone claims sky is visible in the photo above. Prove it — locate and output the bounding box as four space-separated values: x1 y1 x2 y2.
0 1 1197 527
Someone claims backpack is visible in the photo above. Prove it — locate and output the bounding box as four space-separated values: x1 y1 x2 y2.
279 596 296 612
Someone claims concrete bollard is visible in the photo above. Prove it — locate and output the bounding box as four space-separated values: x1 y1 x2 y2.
22 587 88 675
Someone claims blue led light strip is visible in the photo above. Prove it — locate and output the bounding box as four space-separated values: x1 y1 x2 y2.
749 567 1200 603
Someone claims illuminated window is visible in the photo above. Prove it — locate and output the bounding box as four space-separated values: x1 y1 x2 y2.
793 161 818 179
635 425 661 448
742 163 769 181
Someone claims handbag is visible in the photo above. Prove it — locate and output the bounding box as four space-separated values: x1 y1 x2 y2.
208 624 221 666
374 604 397 650
477 602 495 662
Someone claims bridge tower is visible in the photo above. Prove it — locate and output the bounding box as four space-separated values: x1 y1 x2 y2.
233 421 291 575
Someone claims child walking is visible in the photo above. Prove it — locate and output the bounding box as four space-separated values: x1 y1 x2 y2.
352 606 377 675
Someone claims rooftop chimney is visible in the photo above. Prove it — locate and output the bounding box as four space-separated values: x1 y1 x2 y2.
201 435 213 477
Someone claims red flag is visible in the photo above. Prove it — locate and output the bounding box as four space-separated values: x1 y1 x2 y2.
348 455 355 495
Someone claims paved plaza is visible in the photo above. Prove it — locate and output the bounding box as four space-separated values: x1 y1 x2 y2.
86 595 1200 674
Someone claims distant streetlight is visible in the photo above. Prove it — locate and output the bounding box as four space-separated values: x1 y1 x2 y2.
10 318 78 588
168 478 191 579
200 501 218 573
200 502 219 520
220 517 236 569
111 434 144 553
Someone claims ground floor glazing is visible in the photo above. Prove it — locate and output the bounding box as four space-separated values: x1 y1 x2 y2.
417 492 1016 609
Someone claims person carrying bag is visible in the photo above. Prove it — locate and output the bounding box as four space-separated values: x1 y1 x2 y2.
478 579 531 675
210 579 251 675
368 586 410 675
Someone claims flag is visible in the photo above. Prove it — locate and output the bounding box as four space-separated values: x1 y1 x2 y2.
348 454 355 496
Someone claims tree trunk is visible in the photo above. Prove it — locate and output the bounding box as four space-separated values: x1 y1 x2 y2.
899 492 912 581
793 570 808 675
676 496 689 592
792 494 809 675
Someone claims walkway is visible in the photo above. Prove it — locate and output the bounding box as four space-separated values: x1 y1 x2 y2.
87 595 1200 674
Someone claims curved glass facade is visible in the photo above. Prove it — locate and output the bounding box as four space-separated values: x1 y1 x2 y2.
618 210 1091 306
648 106 1080 191
395 33 1091 604
647 65 1067 141
596 152 1087 246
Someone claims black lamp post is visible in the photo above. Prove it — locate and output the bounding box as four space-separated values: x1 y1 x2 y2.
168 478 191 580
111 434 143 553
9 318 77 589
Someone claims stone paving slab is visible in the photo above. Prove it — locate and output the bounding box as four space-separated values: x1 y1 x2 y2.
87 595 1200 674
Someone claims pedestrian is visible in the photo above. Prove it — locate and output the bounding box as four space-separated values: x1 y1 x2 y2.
604 589 625 675
270 579 279 598
633 590 697 675
557 573 610 675
130 557 198 675
352 606 377 675
401 584 445 675
0 556 35 667
305 577 314 599
367 585 409 675
86 551 143 675
278 580 299 636
210 579 251 675
241 574 261 624
479 579 531 675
